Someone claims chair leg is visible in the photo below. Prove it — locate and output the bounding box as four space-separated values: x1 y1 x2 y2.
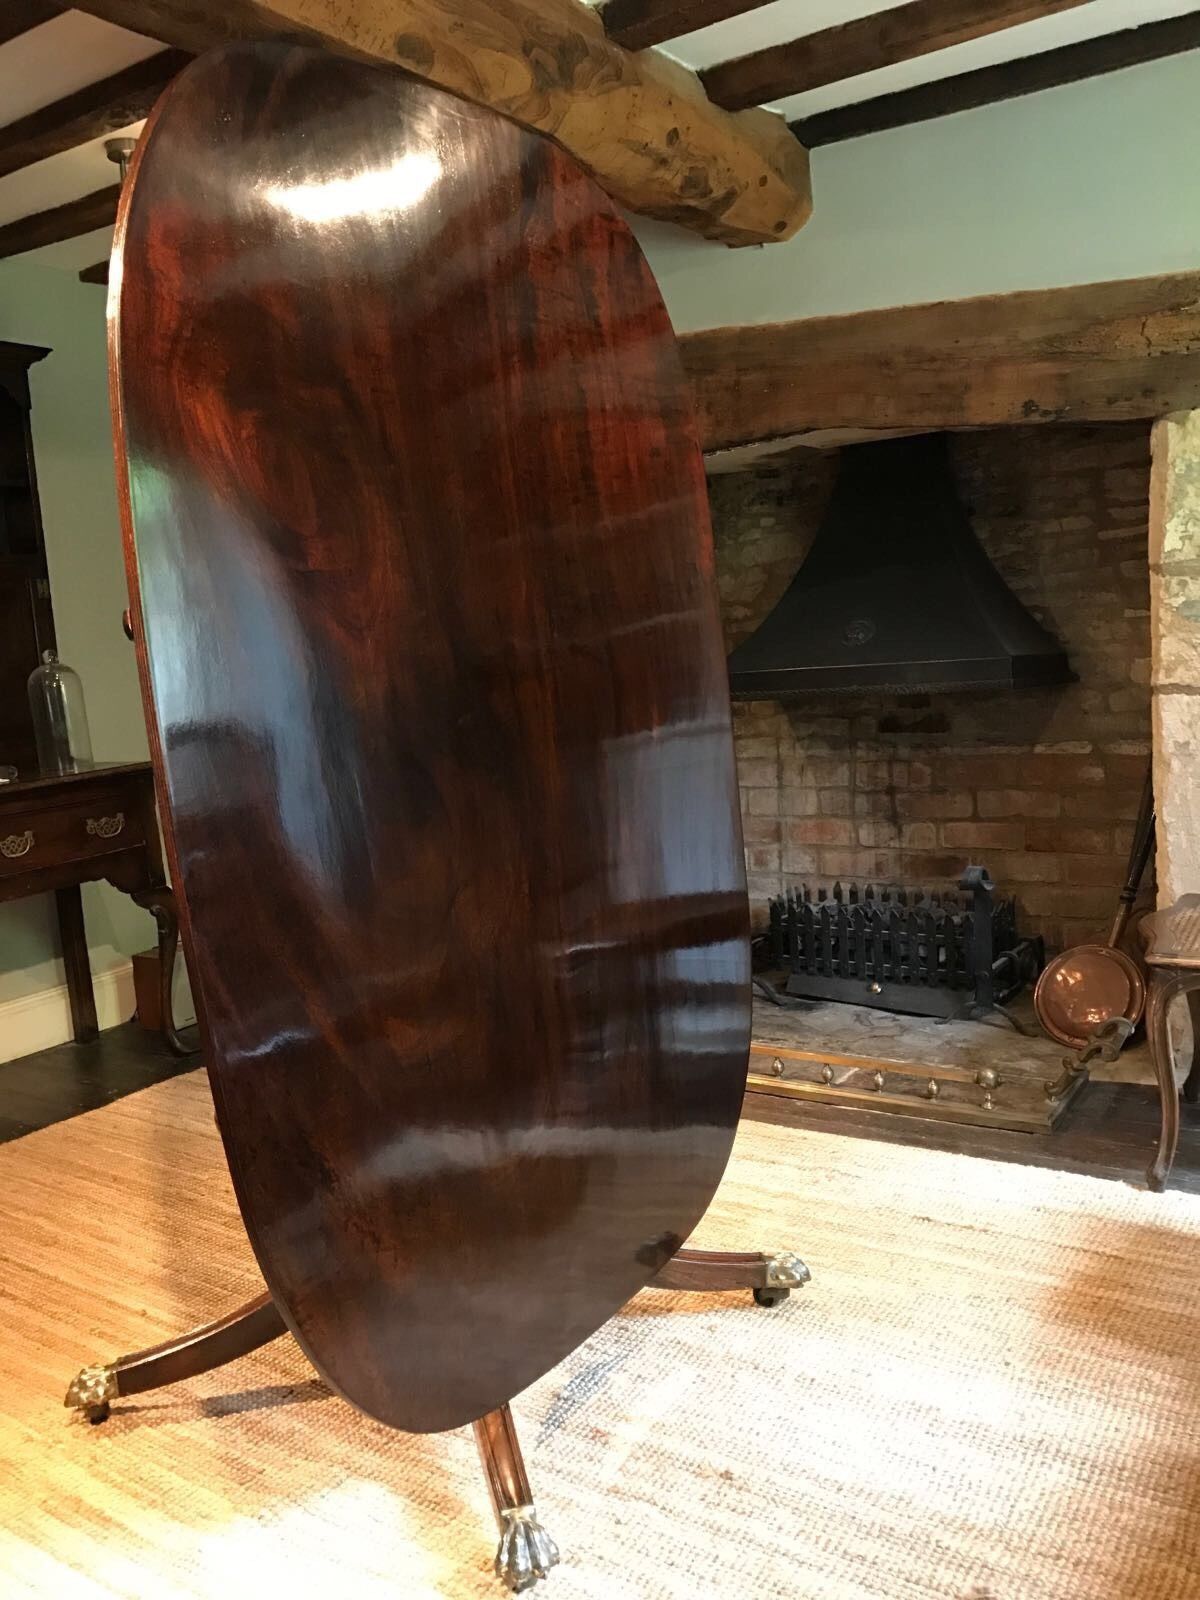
653 1245 810 1308
65 1290 287 1423
1147 973 1185 1193
1183 987 1200 1104
473 1404 559 1593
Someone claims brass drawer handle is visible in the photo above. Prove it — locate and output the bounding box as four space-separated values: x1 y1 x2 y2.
86 813 125 840
1 831 34 859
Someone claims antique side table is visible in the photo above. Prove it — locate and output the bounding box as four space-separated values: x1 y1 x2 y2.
0 762 189 1054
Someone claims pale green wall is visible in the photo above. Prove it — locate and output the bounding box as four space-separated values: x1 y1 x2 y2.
0 256 154 1003
635 51 1200 331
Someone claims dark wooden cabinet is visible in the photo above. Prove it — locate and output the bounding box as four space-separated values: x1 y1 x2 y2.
0 341 56 777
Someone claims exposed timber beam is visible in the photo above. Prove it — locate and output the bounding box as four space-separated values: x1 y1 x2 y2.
701 0 1098 111
64 0 811 247
599 0 775 52
0 184 120 261
0 0 60 47
0 50 189 181
679 274 1200 454
79 259 109 284
793 12 1200 146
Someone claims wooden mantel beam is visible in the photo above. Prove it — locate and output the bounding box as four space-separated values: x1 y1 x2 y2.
679 274 1200 454
65 0 811 247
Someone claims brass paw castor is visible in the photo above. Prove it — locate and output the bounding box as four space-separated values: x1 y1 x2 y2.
64 1363 118 1424
494 1504 560 1592
753 1249 811 1307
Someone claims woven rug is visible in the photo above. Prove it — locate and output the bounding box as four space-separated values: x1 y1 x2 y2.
2 1072 1199 1599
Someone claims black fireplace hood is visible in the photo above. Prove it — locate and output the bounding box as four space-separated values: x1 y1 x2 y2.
727 434 1073 699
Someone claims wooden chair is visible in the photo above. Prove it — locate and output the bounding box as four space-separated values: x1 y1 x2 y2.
1143 895 1200 1191
64 43 807 1590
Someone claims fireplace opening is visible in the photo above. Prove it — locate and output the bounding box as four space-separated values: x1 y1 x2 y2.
713 421 1157 1132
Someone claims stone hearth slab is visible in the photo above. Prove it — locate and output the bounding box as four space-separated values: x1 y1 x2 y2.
749 992 1153 1133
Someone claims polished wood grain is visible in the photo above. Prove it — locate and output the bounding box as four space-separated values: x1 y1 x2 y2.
653 1247 778 1291
110 44 750 1435
110 1292 285 1401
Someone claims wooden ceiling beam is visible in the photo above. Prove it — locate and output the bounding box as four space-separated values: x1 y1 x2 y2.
63 0 811 247
701 0 1098 111
679 273 1200 453
0 0 60 47
793 12 1200 146
0 184 120 261
78 259 109 283
0 50 189 181
599 0 775 52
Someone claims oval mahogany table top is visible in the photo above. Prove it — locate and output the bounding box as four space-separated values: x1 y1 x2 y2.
110 43 750 1433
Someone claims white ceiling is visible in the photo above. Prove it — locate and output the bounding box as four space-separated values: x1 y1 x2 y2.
0 8 157 268
1 8 160 123
1 1 1197 273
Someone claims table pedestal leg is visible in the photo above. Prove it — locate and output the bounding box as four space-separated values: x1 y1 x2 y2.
64 1291 286 1423
654 1245 811 1307
473 1404 559 1593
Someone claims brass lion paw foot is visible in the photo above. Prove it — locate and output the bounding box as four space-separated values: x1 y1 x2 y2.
64 1363 118 1424
494 1505 560 1592
754 1250 811 1308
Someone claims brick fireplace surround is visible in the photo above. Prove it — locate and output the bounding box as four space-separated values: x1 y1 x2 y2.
712 422 1154 956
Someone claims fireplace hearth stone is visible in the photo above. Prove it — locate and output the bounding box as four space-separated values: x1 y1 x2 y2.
748 991 1152 1133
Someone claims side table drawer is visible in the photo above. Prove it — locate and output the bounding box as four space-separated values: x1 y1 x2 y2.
0 798 146 878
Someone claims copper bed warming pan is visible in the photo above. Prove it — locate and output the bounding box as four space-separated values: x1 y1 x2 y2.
1034 770 1154 1050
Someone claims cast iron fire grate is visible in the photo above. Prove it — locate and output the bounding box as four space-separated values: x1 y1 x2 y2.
767 867 1044 1021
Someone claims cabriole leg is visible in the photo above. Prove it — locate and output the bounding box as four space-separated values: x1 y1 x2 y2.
129 884 193 1057
473 1404 559 1593
65 1290 286 1423
1183 986 1200 1104
1147 972 1185 1193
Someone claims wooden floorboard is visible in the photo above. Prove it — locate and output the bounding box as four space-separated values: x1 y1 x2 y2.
0 1020 199 1143
744 1078 1200 1194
